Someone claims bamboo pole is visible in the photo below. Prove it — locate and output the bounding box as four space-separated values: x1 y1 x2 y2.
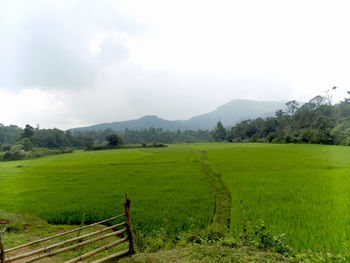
64 237 128 263
5 213 126 253
22 229 127 263
124 193 135 255
0 229 5 263
5 222 126 262
90 249 130 263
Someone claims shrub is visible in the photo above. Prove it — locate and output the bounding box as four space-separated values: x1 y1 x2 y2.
1 147 74 161
152 142 167 148
252 221 292 256
267 132 276 142
1 144 11 151
106 134 123 146
250 134 258 142
23 138 33 152
272 137 285 143
10 144 23 152
285 135 292 143
179 224 226 246
239 220 294 257
2 152 12 161
11 151 25 160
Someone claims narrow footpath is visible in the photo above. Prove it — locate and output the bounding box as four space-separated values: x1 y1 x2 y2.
201 151 232 234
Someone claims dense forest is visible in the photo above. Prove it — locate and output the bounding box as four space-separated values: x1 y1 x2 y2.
218 92 350 145
78 128 212 144
0 125 88 149
0 124 212 151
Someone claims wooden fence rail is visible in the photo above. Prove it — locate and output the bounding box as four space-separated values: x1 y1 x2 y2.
0 194 134 263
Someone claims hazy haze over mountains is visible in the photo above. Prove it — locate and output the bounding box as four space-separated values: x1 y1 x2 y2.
71 100 287 132
1 1 349 129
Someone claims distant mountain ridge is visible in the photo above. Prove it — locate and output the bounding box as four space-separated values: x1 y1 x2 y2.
70 99 287 132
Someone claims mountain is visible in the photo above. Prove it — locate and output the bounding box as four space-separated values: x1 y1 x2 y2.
71 115 187 132
70 99 287 132
183 99 287 129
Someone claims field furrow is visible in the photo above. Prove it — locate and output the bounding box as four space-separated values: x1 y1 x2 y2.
200 151 231 233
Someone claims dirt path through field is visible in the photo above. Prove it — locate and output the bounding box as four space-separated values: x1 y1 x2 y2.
201 151 231 234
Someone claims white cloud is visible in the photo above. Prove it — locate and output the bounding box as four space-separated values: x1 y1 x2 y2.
0 88 69 128
1 0 350 128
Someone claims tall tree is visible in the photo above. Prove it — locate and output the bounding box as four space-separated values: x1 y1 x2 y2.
23 124 34 141
106 134 124 146
285 100 299 115
213 121 226 141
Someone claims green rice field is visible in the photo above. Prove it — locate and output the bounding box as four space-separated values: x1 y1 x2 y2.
0 147 214 235
1 143 350 253
196 143 350 252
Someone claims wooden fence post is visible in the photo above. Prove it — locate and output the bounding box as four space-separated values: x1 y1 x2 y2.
124 193 135 255
0 228 5 263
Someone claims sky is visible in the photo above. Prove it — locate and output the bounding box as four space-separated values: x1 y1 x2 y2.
1 0 350 129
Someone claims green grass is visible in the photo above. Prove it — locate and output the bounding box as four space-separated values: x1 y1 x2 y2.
1 143 350 254
119 244 289 263
0 147 214 237
193 143 350 253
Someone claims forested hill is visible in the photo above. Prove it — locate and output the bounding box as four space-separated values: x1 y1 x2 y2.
71 100 287 132
72 115 187 132
187 99 287 130
226 95 350 145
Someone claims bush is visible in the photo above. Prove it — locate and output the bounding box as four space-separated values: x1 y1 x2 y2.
106 134 123 146
1 144 11 151
180 224 226 246
252 221 292 255
11 151 25 160
10 144 23 152
152 142 167 147
1 147 74 161
285 135 292 143
2 152 12 161
86 144 121 151
250 134 258 142
272 136 285 143
267 132 276 142
1 151 26 161
239 220 293 257
22 138 33 151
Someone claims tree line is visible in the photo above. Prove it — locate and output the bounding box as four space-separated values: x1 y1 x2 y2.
213 91 350 146
3 90 350 153
0 124 88 150
70 128 212 146
0 124 213 151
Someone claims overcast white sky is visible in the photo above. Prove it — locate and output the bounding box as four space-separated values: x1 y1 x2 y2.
1 0 350 129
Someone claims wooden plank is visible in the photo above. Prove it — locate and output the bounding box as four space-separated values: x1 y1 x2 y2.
5 222 126 262
124 194 135 255
0 229 5 263
64 237 128 263
90 249 130 263
22 229 127 263
5 213 126 253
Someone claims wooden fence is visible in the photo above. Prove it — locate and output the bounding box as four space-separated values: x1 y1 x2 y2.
0 195 134 263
